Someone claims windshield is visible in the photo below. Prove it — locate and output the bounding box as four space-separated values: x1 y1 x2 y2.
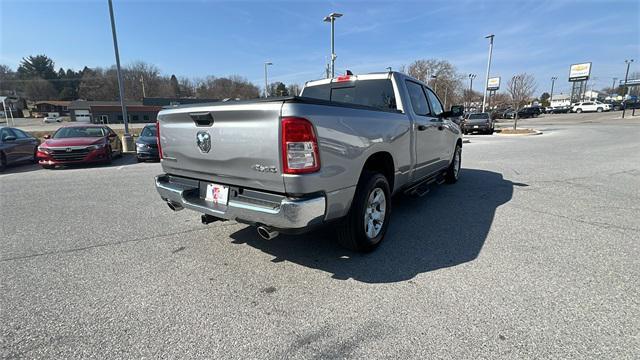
469 113 489 119
140 126 157 137
53 127 106 138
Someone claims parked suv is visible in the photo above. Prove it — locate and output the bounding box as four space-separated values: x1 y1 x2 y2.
571 101 610 113
462 112 493 134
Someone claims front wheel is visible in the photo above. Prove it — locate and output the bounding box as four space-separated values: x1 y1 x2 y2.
576 108 582 113
445 144 462 184
596 107 603 112
0 152 6 172
337 172 391 252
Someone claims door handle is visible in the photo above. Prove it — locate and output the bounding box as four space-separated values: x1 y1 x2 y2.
417 125 428 131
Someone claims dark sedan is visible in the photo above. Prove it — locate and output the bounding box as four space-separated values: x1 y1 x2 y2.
0 127 40 171
135 123 159 162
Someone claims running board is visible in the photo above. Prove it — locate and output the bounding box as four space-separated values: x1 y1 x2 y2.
403 171 447 197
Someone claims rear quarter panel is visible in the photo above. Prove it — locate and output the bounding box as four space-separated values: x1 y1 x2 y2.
282 102 411 218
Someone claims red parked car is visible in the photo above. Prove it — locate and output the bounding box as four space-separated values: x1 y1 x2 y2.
36 124 123 169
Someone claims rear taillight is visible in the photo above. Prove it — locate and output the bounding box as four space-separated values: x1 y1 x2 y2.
281 117 320 174
156 121 163 159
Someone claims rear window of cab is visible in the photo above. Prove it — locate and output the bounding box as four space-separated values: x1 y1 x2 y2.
302 79 397 111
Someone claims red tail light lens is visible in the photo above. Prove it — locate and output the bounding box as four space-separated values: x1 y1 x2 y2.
281 117 320 174
156 121 163 159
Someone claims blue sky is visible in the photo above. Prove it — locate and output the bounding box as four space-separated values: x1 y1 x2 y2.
1 0 639 96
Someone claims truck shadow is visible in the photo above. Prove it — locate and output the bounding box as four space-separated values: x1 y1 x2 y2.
229 169 514 283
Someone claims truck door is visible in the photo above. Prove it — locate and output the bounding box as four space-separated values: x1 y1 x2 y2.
405 80 443 180
424 87 452 168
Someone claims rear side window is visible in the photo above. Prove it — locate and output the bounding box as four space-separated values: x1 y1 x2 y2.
405 80 430 116
302 79 397 111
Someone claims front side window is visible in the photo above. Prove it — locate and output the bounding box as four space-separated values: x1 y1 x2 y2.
405 80 430 116
425 88 444 116
0 128 16 141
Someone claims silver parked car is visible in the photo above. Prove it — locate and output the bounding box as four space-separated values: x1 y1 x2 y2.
0 127 40 171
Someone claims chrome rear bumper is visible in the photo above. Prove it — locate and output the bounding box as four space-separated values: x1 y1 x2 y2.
155 174 326 229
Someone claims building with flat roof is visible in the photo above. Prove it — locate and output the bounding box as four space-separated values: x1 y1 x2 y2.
68 100 161 124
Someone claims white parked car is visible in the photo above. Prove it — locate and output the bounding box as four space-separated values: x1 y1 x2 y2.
43 116 62 123
571 101 611 113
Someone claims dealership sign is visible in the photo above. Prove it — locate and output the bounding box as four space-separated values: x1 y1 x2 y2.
487 77 500 90
569 62 592 81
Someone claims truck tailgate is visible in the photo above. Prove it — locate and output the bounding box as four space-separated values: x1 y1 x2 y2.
158 101 285 193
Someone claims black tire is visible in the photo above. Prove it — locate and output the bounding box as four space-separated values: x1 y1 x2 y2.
576 108 582 113
445 144 462 184
105 147 113 165
337 171 391 252
596 107 603 113
0 152 6 172
42 164 54 170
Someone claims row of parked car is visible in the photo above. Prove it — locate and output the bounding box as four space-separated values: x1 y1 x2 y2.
0 123 159 172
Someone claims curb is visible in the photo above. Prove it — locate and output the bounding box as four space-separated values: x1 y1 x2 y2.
495 129 543 137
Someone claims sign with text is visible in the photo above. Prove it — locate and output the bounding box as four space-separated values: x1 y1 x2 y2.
487 77 500 90
569 63 591 81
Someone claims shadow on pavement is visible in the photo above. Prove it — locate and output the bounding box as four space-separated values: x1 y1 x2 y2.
0 161 41 174
230 169 514 283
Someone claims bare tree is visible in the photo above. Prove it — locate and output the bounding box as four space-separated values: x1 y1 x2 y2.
507 73 537 130
406 59 464 107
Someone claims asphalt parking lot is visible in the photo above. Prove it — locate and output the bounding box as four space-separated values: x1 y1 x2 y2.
1 112 638 359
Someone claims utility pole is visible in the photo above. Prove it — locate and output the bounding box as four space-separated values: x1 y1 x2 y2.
264 62 272 98
108 0 132 151
611 78 617 96
622 59 634 119
468 73 476 109
431 74 438 93
550 76 557 105
323 12 343 78
482 34 495 113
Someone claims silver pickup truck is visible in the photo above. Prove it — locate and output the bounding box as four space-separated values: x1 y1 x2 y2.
155 71 463 252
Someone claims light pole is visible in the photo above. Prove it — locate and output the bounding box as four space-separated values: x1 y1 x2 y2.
482 34 495 113
323 12 343 78
108 0 132 151
550 76 557 105
264 62 272 98
468 73 476 108
611 78 617 96
622 59 634 119
431 74 438 93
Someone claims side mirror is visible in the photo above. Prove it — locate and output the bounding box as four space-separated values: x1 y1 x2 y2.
44 134 51 139
450 105 464 117
3 135 16 142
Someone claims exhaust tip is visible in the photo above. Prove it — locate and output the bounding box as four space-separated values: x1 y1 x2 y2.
257 226 279 240
166 201 183 211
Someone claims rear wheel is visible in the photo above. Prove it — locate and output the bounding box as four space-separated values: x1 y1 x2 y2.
576 108 583 113
337 171 391 252
596 107 603 112
105 147 113 164
0 152 6 172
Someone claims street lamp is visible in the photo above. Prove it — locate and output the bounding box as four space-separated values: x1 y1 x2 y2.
611 77 617 95
550 76 557 104
264 62 273 98
481 34 495 113
622 59 634 119
468 73 476 108
431 74 438 92
323 12 343 78
108 0 133 151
